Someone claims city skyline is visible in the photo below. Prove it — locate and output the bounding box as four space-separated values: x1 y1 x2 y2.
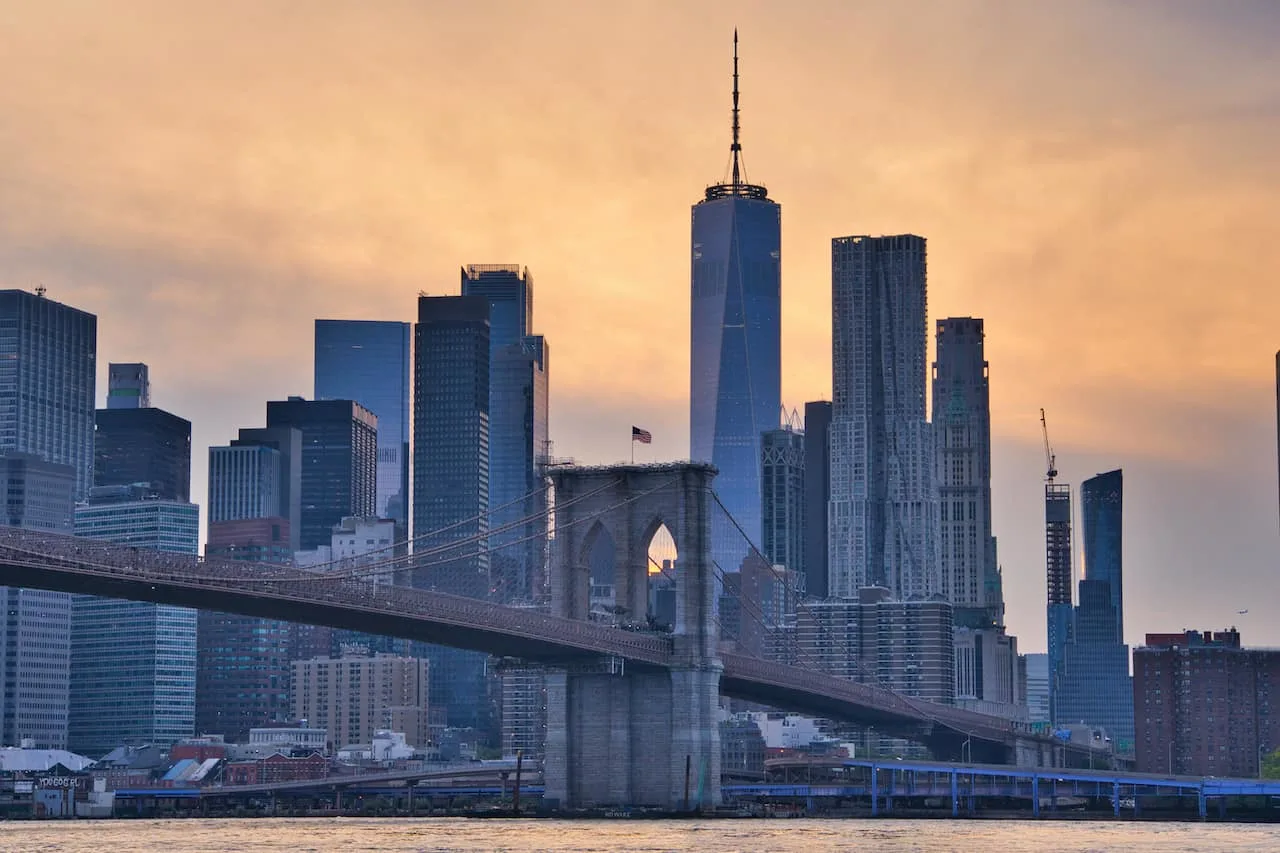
3 2 1279 654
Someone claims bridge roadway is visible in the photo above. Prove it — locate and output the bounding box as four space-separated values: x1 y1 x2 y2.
0 527 1024 749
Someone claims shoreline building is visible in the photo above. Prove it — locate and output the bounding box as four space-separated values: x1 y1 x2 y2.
314 320 411 531
293 650 429 752
828 235 938 601
689 33 781 561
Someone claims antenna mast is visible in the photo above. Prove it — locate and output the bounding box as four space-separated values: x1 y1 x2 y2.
731 29 741 188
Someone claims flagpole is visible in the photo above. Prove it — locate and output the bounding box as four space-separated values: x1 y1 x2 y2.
631 432 635 465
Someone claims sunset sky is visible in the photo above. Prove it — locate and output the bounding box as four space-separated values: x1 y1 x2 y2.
3 1 1278 652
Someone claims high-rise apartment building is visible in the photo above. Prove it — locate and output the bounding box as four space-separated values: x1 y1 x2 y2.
461 266 549 604
802 401 832 600
197 518 295 741
829 235 938 601
1056 469 1133 746
689 36 781 560
0 454 75 749
314 320 411 528
106 362 150 409
70 486 199 757
1045 481 1073 724
1134 628 1280 777
761 424 805 582
265 398 377 552
414 295 492 733
0 289 97 500
293 652 430 751
932 318 1001 625
94 407 192 502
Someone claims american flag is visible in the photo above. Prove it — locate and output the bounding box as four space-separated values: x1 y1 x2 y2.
631 426 652 444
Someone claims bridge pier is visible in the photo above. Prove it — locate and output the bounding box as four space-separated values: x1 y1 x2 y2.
544 463 721 811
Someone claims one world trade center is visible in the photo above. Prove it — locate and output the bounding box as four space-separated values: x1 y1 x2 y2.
690 32 781 564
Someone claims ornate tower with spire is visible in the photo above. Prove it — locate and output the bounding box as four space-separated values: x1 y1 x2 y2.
690 32 781 561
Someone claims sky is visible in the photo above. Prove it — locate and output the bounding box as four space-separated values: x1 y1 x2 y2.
2 1 1278 652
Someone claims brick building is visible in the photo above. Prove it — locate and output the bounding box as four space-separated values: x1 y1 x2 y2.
1133 628 1280 777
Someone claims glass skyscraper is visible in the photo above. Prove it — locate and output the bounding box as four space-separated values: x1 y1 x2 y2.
689 37 780 561
94 407 192 502
461 265 549 604
414 295 492 734
265 398 378 552
71 489 199 757
314 320 411 529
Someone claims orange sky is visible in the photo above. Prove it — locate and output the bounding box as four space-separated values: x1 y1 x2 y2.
3 1 1278 650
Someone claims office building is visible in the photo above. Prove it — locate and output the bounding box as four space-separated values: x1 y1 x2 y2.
1134 628 1280 777
265 398 377 552
196 518 294 742
1022 653 1050 726
70 486 199 757
932 318 1001 625
1055 469 1133 746
802 401 832 600
94 407 192 502
231 426 303 551
0 289 97 500
293 651 430 751
689 36 781 560
954 627 1022 720
414 295 492 733
761 423 805 583
106 362 150 409
0 455 75 749
829 235 938 601
207 444 283 523
314 320 411 528
461 266 550 604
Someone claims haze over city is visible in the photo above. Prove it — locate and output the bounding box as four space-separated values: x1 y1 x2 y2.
3 0 1278 655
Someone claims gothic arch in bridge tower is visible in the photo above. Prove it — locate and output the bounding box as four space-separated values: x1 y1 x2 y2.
544 462 722 810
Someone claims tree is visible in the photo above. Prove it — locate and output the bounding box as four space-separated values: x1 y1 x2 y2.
1261 748 1280 779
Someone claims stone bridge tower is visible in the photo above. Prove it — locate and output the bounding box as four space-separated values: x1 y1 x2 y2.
543 462 721 810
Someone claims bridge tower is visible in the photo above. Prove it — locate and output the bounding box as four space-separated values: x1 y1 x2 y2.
544 462 721 810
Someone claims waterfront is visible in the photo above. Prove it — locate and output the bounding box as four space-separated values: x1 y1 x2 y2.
7 818 1280 852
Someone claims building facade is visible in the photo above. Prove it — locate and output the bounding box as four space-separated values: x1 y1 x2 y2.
70 489 199 757
1022 653 1050 726
0 455 75 749
265 398 378 552
802 401 832 600
94 407 192 502
932 317 1001 625
689 42 781 561
1045 482 1073 725
0 289 97 500
828 235 938 601
1134 629 1280 777
231 427 303 551
292 652 430 751
196 518 295 742
314 320 411 529
761 424 805 583
106 362 150 409
207 444 282 523
413 295 492 733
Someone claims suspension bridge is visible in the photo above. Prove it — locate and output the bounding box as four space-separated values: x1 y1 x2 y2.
0 461 1066 809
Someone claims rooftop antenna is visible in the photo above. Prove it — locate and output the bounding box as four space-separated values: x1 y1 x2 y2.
35 285 47 298
731 29 741 189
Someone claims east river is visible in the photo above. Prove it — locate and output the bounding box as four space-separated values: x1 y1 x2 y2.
6 818 1280 852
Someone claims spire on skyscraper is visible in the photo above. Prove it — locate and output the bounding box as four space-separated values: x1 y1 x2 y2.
706 30 768 201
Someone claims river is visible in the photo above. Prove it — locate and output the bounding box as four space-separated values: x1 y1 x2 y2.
6 817 1280 851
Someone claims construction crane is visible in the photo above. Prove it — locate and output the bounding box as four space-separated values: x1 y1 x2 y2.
1040 408 1058 484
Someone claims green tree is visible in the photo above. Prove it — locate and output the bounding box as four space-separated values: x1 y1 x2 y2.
1261 748 1280 779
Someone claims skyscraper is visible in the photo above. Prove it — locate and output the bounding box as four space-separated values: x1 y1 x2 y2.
828 235 938 601
0 289 97 500
689 34 781 557
1057 469 1132 745
207 443 283 522
414 295 492 732
802 401 832 600
265 398 378 552
1045 480 1073 725
230 426 303 551
932 317 1001 626
94 407 192 502
314 320 412 528
760 423 805 580
461 266 550 604
106 362 150 409
71 485 199 757
0 454 75 749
